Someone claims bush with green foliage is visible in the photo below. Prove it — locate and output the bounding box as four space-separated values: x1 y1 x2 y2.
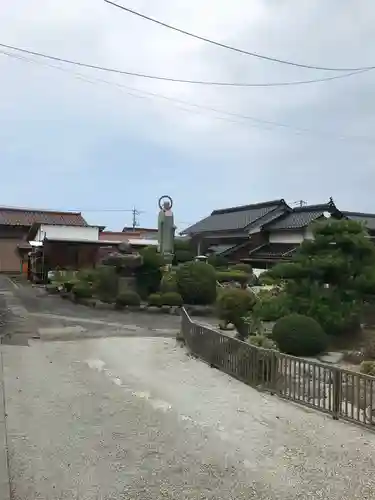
64 280 78 293
72 282 93 300
176 261 217 305
258 272 279 286
272 313 328 356
147 293 163 307
115 290 141 308
173 239 195 265
216 271 249 287
94 266 118 303
160 292 183 307
252 290 291 322
160 272 178 293
247 334 278 350
267 220 375 336
207 254 229 269
135 247 164 298
360 360 375 376
216 288 256 340
231 263 252 274
76 268 98 284
174 250 194 264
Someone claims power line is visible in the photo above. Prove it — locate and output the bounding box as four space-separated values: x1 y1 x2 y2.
0 42 371 88
104 0 375 73
2 49 373 144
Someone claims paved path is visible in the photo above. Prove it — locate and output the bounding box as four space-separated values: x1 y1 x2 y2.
0 277 181 344
1 277 375 498
2 336 375 499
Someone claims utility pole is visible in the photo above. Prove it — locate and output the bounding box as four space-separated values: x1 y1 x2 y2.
292 200 307 208
131 207 140 230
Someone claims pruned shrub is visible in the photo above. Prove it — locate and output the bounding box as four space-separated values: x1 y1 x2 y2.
247 335 278 350
160 273 178 293
216 288 256 340
77 268 98 284
64 280 78 293
176 261 217 305
72 282 93 300
95 265 118 303
147 293 163 307
252 291 290 322
231 263 252 274
207 254 229 269
115 290 141 308
174 250 194 264
272 313 328 356
160 292 183 307
136 247 164 298
216 271 249 287
360 360 375 376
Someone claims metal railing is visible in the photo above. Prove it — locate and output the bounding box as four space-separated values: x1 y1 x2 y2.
181 308 375 429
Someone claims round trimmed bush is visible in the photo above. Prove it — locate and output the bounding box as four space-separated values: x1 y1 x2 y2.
272 314 328 356
115 290 141 308
136 247 164 298
64 280 77 293
160 292 183 307
216 270 249 287
72 282 93 299
147 293 162 307
176 261 217 305
160 273 178 293
207 254 229 269
216 288 256 339
231 263 252 274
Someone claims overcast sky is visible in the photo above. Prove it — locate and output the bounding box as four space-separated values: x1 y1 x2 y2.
1 1 374 230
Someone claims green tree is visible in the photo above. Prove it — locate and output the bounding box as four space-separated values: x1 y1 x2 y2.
268 219 375 335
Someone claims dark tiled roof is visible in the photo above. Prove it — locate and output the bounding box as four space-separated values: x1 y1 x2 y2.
207 244 236 255
342 211 375 231
182 199 287 235
249 243 297 259
264 203 334 230
0 207 87 227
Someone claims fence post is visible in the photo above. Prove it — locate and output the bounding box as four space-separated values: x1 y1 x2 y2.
332 368 341 420
176 308 186 342
270 351 278 395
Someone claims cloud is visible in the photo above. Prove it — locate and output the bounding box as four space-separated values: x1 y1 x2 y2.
0 0 375 229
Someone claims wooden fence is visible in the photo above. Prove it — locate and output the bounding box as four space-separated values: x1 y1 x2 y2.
181 308 375 429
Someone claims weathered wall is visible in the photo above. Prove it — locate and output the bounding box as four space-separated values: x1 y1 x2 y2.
35 225 99 242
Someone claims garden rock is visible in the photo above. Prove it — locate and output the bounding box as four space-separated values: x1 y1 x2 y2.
319 352 344 364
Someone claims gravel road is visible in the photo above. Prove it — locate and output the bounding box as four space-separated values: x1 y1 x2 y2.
2 336 375 500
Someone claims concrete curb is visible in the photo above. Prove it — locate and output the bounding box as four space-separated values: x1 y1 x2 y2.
0 352 10 500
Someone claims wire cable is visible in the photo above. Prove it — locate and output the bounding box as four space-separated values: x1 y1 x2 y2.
1 49 373 144
104 0 375 72
0 42 372 88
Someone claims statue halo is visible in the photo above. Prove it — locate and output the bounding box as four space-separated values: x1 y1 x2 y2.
158 195 173 210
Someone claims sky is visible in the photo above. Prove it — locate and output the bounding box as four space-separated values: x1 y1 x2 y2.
0 1 374 231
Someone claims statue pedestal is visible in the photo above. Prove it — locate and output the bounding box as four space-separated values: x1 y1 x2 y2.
162 253 174 272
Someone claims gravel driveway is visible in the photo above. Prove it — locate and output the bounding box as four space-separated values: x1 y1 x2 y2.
2 336 375 499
